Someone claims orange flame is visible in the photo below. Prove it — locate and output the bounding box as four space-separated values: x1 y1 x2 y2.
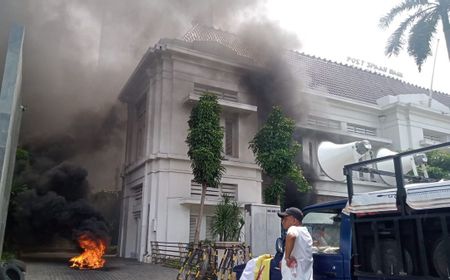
70 234 106 269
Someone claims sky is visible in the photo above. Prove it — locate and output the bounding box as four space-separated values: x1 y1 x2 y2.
262 0 450 94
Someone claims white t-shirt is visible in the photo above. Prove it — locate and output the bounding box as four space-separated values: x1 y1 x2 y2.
281 226 313 280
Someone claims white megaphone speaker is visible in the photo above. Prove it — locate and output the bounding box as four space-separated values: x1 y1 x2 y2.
317 140 372 181
376 148 428 186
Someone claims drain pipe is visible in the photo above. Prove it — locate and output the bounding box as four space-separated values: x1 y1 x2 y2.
143 203 151 262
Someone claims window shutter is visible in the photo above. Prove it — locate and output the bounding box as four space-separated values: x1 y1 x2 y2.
225 118 233 156
189 215 198 242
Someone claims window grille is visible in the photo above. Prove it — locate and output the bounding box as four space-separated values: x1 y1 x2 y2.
190 182 237 200
134 95 146 160
307 116 340 130
225 119 233 155
224 117 239 157
194 83 238 102
423 132 446 143
132 185 142 217
189 215 197 242
347 123 376 137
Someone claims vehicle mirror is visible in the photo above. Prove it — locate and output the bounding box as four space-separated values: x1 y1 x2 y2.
332 215 341 223
275 237 284 254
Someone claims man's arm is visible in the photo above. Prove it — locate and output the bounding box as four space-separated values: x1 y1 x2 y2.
285 232 297 267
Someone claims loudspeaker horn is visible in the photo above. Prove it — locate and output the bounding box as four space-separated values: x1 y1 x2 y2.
375 148 428 186
317 140 372 181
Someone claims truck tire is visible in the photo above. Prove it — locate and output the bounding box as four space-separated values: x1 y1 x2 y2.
2 263 24 280
370 240 413 275
432 237 450 278
0 265 7 280
5 260 25 273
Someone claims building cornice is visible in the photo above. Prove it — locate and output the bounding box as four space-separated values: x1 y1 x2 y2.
305 88 381 111
124 153 260 175
158 39 257 71
185 93 257 114
296 125 393 144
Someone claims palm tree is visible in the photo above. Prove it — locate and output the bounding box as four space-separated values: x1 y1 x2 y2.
380 0 450 71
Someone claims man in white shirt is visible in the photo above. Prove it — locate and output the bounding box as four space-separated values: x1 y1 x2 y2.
278 207 313 280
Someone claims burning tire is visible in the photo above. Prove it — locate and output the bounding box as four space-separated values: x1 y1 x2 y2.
1 262 24 280
432 237 450 278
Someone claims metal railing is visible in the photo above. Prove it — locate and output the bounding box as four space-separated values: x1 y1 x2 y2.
176 242 251 280
150 241 190 268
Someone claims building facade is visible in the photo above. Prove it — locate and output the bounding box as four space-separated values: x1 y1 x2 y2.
118 25 450 260
118 27 262 260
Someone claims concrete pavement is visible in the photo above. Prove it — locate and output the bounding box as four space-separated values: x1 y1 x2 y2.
23 256 178 280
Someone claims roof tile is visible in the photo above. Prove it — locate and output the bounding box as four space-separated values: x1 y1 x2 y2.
182 25 450 107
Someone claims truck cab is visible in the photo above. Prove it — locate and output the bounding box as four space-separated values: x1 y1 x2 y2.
300 141 450 280
302 200 349 280
239 142 450 280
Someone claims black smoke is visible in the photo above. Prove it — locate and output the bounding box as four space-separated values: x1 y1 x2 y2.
284 179 318 210
0 0 271 252
23 103 125 166
0 0 265 191
7 162 109 250
238 20 311 121
237 21 320 204
4 105 125 250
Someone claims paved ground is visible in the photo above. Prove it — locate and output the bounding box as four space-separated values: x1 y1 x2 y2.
22 255 178 280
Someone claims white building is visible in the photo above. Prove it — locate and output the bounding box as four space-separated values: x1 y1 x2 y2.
118 25 450 260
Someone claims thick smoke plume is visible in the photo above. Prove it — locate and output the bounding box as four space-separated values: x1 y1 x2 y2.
0 0 269 250
24 104 124 166
237 20 320 205
8 161 109 249
0 0 263 190
238 20 312 121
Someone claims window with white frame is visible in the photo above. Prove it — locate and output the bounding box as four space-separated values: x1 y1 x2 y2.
189 214 216 242
224 115 239 158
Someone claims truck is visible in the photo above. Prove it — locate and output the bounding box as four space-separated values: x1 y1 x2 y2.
240 141 450 280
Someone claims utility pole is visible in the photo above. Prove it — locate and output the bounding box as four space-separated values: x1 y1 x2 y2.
0 24 26 280
428 39 440 108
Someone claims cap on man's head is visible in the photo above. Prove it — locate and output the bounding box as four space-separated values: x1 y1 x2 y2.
278 207 303 222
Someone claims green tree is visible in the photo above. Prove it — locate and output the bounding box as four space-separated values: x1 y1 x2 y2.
10 148 31 198
210 196 244 241
186 93 225 245
4 148 31 254
426 149 450 179
249 106 309 205
380 0 450 71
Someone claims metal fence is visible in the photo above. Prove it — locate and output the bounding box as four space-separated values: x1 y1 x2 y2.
151 241 252 278
176 242 251 280
150 241 190 268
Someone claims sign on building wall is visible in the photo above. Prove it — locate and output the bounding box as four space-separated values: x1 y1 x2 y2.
0 24 25 256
